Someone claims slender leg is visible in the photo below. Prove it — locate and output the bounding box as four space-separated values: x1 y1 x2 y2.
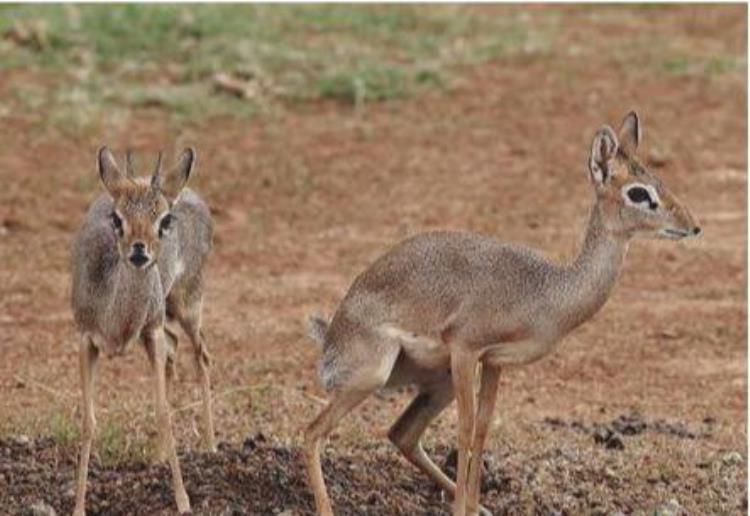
304 389 374 516
145 329 191 514
179 314 216 453
73 337 99 516
388 384 455 494
388 384 492 516
164 322 179 400
466 364 501 515
451 349 479 516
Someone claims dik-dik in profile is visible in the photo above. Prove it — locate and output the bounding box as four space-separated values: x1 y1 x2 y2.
71 147 215 515
304 113 700 516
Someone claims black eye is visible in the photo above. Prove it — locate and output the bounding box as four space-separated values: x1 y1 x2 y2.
159 214 173 238
110 212 123 236
627 187 651 204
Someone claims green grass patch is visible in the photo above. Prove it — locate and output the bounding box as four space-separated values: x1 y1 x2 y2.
0 5 552 126
49 409 79 448
662 54 746 77
98 418 152 467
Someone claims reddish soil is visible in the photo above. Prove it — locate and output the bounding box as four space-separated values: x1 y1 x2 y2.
0 5 746 515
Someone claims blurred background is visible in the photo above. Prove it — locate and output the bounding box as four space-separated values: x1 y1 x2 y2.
0 5 746 514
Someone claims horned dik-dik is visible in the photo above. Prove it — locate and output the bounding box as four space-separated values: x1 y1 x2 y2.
71 147 215 515
304 112 700 516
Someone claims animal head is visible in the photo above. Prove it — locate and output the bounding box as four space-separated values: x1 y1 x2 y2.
96 146 195 269
587 112 700 240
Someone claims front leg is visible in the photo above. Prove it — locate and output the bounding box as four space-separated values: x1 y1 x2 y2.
74 336 99 516
466 363 501 515
451 348 479 516
144 327 191 514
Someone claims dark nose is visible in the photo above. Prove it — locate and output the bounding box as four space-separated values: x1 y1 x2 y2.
129 242 149 267
692 227 702 236
129 254 148 267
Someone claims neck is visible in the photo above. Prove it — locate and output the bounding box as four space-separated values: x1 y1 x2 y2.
103 259 159 343
552 202 629 333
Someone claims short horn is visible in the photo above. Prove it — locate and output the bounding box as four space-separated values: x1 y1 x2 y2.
151 151 164 188
125 149 135 178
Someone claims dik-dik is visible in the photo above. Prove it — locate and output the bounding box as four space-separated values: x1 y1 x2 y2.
71 147 215 515
304 113 700 516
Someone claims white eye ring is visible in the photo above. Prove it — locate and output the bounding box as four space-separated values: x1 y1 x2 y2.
622 183 660 210
156 211 174 238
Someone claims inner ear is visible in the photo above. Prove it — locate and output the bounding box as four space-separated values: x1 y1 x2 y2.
588 126 618 185
618 111 641 156
97 146 129 197
153 148 195 201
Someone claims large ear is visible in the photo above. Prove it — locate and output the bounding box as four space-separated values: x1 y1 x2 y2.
152 148 195 201
588 126 618 185
97 146 128 197
618 111 641 156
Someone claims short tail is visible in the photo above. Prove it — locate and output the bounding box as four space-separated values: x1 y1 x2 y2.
307 315 329 346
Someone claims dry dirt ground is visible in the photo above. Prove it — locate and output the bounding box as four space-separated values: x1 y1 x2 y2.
0 5 747 515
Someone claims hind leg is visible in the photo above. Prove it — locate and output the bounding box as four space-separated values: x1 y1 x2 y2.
164 321 179 400
176 303 216 453
389 382 455 493
388 382 491 516
304 389 373 516
168 280 216 452
304 341 400 516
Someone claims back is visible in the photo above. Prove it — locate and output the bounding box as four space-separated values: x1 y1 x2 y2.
331 230 559 338
159 188 213 293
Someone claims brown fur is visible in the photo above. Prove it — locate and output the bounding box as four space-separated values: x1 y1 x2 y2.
70 147 215 516
303 112 700 516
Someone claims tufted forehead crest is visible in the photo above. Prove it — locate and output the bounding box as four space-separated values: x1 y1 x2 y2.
115 180 168 218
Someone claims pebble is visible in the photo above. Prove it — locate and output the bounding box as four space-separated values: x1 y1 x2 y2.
655 498 683 516
14 435 31 446
24 502 57 516
722 451 743 466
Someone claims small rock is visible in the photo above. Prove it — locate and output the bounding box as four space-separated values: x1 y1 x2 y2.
655 498 683 516
612 414 647 435
14 435 30 446
593 427 625 450
24 502 57 516
220 504 245 516
657 329 681 340
722 451 743 466
543 416 567 428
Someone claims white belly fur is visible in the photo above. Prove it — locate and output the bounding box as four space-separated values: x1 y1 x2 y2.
484 338 558 366
377 324 558 372
377 324 450 370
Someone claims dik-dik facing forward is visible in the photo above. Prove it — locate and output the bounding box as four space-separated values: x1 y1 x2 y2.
71 147 215 515
304 113 700 516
